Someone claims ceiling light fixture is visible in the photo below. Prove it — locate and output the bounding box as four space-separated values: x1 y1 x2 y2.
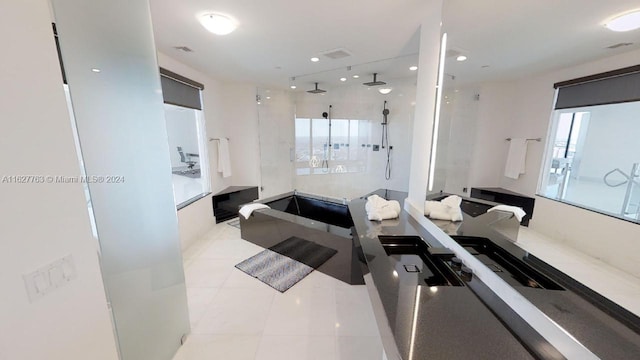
605 10 640 32
340 77 347 82
409 65 418 71
198 13 238 35
352 75 359 79
290 77 297 89
91 68 101 73
456 55 467 62
378 88 392 95
310 57 320 62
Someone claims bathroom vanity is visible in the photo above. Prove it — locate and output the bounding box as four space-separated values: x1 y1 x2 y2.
350 189 640 359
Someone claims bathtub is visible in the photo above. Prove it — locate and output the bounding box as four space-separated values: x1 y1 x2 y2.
239 191 364 284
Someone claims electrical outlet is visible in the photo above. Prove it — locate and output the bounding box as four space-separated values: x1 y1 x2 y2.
463 187 468 193
373 145 380 151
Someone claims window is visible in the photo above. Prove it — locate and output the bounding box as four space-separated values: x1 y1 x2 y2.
164 104 211 207
294 117 371 175
160 69 211 208
541 66 640 222
541 103 640 222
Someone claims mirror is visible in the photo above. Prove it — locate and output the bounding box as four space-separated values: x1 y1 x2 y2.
432 0 640 356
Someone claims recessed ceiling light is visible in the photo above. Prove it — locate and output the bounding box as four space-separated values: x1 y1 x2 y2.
352 75 359 78
266 96 271 99
378 88 392 95
605 10 640 32
340 77 347 82
409 65 418 71
198 13 237 35
91 68 101 73
456 55 467 62
290 85 297 89
310 57 320 62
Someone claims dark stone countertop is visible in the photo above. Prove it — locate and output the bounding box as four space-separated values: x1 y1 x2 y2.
350 190 535 360
352 189 640 359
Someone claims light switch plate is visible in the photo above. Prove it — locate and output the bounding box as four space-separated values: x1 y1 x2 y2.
23 254 76 302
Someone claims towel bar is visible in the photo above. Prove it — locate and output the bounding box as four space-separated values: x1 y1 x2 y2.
505 137 541 142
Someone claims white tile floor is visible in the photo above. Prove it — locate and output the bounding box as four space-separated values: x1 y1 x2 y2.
174 219 640 359
516 226 640 316
173 221 385 360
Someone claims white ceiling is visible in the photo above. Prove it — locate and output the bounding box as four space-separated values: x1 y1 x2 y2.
149 0 640 90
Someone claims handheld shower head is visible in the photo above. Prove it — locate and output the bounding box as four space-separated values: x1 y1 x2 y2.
363 73 386 87
307 82 327 94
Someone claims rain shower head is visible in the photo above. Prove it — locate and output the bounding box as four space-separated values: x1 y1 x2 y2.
307 82 327 94
363 73 386 86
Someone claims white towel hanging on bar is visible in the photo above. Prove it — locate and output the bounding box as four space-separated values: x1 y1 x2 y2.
504 138 528 179
217 138 232 178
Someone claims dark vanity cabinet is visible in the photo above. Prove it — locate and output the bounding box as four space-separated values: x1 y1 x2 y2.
212 186 259 223
470 187 535 226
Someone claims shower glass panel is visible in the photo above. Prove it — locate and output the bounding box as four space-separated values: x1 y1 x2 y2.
540 101 640 222
430 86 480 195
51 0 190 359
258 89 295 198
258 76 418 200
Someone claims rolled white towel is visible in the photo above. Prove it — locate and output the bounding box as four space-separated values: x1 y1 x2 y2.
429 209 455 221
450 207 463 222
424 200 449 216
367 206 399 221
487 205 526 222
366 195 401 221
239 203 270 219
425 197 463 222
441 195 462 208
387 200 401 215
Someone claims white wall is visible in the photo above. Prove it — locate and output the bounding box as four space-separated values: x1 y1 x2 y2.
290 78 416 199
0 1 119 359
532 197 640 278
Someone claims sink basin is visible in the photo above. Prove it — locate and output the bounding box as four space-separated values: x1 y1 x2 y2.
451 236 563 290
378 235 464 287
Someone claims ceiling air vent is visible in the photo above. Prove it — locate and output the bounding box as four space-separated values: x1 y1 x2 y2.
445 49 462 58
321 48 352 60
173 46 194 53
606 42 633 49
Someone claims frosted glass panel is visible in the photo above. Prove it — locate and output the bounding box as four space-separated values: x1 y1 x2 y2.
51 0 190 359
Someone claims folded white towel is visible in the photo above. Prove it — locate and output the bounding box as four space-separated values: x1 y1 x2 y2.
217 138 232 178
504 138 528 179
487 205 526 222
366 195 400 221
424 195 463 222
239 203 270 219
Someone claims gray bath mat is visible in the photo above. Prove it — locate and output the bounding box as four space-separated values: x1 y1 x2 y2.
235 237 337 292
